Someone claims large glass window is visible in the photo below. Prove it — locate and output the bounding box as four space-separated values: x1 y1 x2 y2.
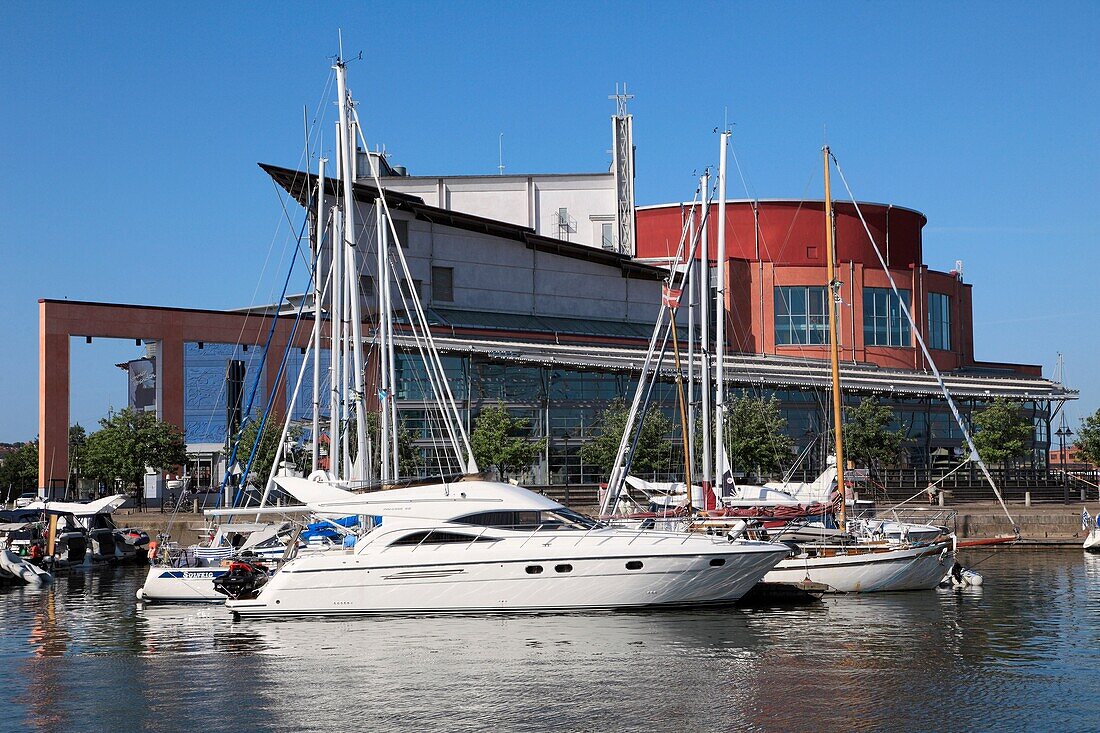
927 292 951 350
863 288 911 347
774 286 829 345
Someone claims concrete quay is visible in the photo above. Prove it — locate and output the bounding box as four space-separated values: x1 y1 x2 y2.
113 497 1093 550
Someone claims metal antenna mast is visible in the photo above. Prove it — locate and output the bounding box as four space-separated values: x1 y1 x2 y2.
610 83 636 256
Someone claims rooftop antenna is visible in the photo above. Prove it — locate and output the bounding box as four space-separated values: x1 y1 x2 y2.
498 132 505 175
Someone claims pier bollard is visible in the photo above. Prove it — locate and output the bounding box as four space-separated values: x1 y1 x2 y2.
192 498 199 514
938 491 945 507
1024 491 1031 507
1082 489 1087 502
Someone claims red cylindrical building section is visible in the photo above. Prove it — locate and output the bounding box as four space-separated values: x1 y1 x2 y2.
634 199 1015 375
636 200 925 267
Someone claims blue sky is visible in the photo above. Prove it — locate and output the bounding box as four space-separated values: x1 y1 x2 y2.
1 1 1097 441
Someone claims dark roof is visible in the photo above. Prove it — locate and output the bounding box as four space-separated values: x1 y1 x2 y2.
427 307 655 340
260 163 666 282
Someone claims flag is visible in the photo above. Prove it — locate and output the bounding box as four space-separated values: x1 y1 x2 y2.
662 284 681 309
1083 509 1091 532
719 454 737 498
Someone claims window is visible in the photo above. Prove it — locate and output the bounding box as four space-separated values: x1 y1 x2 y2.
928 292 951 350
389 530 496 546
554 564 573 573
601 223 614 250
863 288 911 347
390 218 409 248
455 508 599 531
398 279 423 301
526 565 544 574
625 560 643 570
432 266 454 302
359 275 374 298
709 558 726 567
774 286 829 345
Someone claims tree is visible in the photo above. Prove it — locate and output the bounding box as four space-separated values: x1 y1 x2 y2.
0 440 39 502
971 398 1033 467
721 394 795 478
82 409 188 492
1078 409 1100 468
470 404 545 480
234 419 304 487
844 398 906 470
69 423 87 488
580 399 675 478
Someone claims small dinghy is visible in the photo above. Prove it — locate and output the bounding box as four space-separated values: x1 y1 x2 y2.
0 548 52 586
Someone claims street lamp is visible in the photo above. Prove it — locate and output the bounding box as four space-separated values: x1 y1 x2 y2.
1055 425 1074 504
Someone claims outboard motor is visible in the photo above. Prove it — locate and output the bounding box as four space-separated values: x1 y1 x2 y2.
213 559 270 600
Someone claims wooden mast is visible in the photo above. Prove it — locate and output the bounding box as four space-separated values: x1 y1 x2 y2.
823 146 847 526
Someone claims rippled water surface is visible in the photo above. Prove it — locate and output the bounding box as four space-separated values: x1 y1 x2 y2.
2 549 1098 733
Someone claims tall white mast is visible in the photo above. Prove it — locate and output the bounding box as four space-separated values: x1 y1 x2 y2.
329 125 344 480
686 203 696 474
376 198 391 484
713 132 729 491
311 157 326 473
699 171 712 490
336 60 369 481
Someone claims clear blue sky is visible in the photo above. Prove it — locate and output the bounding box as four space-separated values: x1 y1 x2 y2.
1 1 1097 441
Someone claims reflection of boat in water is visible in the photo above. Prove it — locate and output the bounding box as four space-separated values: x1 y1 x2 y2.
226 477 788 618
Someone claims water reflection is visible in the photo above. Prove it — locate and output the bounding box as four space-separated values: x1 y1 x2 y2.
1 550 1099 733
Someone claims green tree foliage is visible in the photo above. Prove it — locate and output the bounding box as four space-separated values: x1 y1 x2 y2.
0 440 39 502
82 409 188 490
470 404 545 480
69 424 87 483
1077 409 1100 468
721 394 795 477
234 419 304 486
843 398 906 470
971 398 1033 467
580 399 675 478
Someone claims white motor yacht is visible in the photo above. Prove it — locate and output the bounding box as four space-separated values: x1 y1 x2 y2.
225 477 789 618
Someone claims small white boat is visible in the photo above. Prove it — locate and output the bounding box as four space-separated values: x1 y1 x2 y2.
765 538 955 593
1084 528 1100 553
226 477 789 618
0 548 52 585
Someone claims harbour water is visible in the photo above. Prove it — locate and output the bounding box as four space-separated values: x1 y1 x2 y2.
2 549 1097 733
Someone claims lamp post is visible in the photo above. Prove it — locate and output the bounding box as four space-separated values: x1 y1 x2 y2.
1055 425 1073 504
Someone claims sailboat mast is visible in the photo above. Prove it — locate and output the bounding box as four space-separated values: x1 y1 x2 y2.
311 157 326 473
698 172 712 490
377 198 391 484
713 132 729 491
823 145 847 525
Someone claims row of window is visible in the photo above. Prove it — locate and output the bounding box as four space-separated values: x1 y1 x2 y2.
774 286 951 350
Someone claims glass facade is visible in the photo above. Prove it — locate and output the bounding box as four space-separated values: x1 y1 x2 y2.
928 292 951 350
774 286 829 345
864 288 911 347
380 353 1051 483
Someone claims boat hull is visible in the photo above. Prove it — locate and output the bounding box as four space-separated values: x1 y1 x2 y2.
764 539 954 593
226 538 787 618
136 565 228 603
1084 529 1100 553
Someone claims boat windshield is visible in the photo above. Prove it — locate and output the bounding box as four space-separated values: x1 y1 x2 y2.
454 508 599 531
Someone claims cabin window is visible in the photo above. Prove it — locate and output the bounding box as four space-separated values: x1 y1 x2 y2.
389 530 494 546
709 558 726 567
432 266 454 302
555 564 573 573
526 565 543 574
863 287 911 347
455 508 598 531
774 286 829 345
625 560 643 570
928 292 951 350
